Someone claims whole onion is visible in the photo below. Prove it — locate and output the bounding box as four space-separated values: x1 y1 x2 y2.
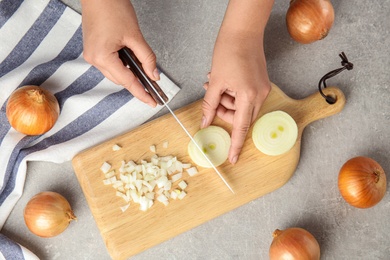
24 191 76 238
338 156 387 208
269 227 320 260
6 85 60 135
286 0 334 44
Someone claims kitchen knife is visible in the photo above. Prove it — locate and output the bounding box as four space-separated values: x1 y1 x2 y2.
118 47 168 105
118 47 234 193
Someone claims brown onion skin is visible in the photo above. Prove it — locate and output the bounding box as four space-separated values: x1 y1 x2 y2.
6 85 60 135
24 191 76 238
286 0 335 44
270 228 320 260
338 156 387 208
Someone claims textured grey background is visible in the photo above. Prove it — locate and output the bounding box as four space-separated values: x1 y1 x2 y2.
3 0 390 259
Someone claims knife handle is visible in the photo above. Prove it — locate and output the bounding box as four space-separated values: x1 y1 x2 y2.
118 47 168 105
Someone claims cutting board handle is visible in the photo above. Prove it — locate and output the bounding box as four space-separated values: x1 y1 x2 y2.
294 86 346 130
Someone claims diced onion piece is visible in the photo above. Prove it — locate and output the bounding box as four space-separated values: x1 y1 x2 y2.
164 180 172 191
103 179 112 185
103 176 117 185
171 190 179 200
178 191 187 200
112 144 122 151
188 126 231 168
145 192 155 200
156 176 168 188
113 181 124 189
157 188 164 195
100 162 111 174
151 155 159 165
150 145 156 153
178 180 187 190
120 203 130 212
139 196 151 211
130 190 140 203
157 194 168 203
162 141 169 149
104 170 116 179
116 191 129 202
252 110 298 156
182 163 191 169
171 172 182 183
186 167 198 177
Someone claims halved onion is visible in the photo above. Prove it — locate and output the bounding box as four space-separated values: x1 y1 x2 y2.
188 126 231 168
252 111 298 156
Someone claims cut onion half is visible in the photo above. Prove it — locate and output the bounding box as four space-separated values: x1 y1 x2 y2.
252 110 298 156
188 126 231 168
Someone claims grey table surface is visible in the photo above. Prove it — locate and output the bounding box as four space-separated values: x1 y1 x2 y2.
2 0 390 259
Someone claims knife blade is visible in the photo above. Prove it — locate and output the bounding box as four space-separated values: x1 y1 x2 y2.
119 47 234 194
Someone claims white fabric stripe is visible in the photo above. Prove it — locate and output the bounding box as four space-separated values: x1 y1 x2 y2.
0 0 50 64
0 155 27 227
38 55 92 94
0 131 24 189
20 246 40 260
0 7 81 105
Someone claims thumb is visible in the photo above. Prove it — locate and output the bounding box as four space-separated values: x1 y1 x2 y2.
127 37 159 81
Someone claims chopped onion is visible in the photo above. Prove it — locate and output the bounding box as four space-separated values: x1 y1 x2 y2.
252 110 298 156
104 170 116 179
178 180 187 190
149 145 156 153
120 203 130 212
100 162 111 174
182 163 191 169
171 172 182 183
186 167 198 177
100 150 197 212
112 144 122 151
188 126 231 168
162 141 169 149
170 190 179 200
145 192 155 200
156 176 169 188
178 191 187 200
157 194 168 202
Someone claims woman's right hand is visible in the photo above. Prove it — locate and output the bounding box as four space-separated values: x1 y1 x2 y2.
81 0 159 107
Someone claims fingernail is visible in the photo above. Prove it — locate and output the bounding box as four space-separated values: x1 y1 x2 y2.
231 155 238 164
148 101 157 108
153 68 160 81
201 116 207 128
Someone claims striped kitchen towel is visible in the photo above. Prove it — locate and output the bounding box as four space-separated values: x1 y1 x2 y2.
0 0 180 259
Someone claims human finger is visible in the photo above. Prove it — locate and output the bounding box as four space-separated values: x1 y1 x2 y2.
126 37 160 81
228 100 254 164
203 82 236 111
103 53 157 106
201 81 223 128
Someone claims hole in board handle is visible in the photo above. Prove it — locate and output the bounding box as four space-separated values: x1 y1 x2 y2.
325 94 337 104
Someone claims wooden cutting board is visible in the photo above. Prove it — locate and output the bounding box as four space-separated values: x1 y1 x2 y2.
72 83 345 259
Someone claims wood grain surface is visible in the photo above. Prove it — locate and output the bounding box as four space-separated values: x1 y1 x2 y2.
72 83 345 259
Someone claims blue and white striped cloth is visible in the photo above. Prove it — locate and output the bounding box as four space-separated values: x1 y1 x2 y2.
0 0 180 259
